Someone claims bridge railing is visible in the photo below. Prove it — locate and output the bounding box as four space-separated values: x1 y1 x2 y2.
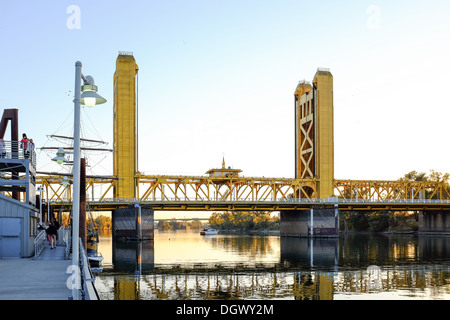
46 197 450 205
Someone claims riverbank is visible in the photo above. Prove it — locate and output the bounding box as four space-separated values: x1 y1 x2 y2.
220 229 280 235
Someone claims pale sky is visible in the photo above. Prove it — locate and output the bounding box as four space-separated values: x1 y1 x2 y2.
1 0 450 187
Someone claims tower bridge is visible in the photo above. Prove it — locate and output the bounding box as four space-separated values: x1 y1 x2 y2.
3 52 450 236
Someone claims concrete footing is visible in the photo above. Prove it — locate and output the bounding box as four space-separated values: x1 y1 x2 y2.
419 211 450 235
281 205 339 237
113 205 154 241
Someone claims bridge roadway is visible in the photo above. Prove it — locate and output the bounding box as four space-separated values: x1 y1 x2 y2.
47 197 450 212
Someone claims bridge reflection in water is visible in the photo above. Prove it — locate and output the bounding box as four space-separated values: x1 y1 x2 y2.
94 233 450 300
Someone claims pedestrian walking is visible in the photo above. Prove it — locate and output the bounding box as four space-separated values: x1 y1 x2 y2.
46 222 58 249
53 220 60 241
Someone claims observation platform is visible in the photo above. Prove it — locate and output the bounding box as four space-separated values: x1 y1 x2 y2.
0 140 37 206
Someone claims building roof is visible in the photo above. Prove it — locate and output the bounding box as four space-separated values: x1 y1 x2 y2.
205 157 242 176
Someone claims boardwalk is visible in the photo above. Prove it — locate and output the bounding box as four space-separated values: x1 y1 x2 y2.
0 243 72 300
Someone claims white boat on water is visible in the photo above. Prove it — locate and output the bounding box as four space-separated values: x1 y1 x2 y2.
88 252 104 267
200 228 219 235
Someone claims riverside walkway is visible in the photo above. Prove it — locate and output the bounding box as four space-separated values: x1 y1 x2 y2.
0 242 72 300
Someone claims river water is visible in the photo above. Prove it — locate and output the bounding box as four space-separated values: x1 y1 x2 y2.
93 229 450 300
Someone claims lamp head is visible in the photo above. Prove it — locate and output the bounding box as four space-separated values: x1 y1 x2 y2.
81 75 107 107
52 147 68 164
60 176 70 187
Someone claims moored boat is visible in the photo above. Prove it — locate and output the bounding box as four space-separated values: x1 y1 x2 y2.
200 228 219 235
88 251 104 268
87 234 104 267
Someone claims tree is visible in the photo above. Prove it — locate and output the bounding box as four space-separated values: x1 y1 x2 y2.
157 220 173 230
169 218 183 230
208 211 279 231
190 219 203 229
399 170 428 182
94 215 112 230
428 170 450 184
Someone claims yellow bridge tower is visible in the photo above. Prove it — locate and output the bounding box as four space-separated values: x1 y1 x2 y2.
113 52 139 198
295 68 334 198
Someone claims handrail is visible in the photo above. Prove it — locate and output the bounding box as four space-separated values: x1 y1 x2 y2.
45 197 450 205
78 238 99 300
33 230 47 259
63 228 71 260
0 140 36 168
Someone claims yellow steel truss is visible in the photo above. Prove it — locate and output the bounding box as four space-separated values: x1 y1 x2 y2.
34 174 450 212
334 180 450 201
36 175 116 203
136 174 317 202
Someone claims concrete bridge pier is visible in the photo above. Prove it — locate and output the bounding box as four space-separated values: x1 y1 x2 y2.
281 205 339 237
419 211 450 235
112 205 154 241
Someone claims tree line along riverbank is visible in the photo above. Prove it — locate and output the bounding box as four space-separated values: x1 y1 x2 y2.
156 210 418 233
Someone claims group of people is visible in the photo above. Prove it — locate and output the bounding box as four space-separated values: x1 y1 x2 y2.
38 221 60 249
0 133 34 159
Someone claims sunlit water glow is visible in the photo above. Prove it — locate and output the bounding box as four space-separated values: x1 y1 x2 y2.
94 230 450 300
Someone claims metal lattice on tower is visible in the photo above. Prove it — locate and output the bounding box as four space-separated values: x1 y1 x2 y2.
294 69 334 198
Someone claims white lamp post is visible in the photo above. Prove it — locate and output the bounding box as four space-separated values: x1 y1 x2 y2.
71 61 106 300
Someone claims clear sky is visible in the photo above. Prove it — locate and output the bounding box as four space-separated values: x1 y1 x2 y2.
1 0 450 185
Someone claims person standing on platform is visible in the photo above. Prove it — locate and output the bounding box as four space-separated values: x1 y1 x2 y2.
21 133 29 158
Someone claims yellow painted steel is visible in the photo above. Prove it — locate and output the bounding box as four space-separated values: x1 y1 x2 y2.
136 174 317 202
334 180 450 201
295 81 313 181
295 69 334 198
113 53 139 199
37 175 450 212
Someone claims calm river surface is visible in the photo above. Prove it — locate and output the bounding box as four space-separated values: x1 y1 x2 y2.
94 230 450 300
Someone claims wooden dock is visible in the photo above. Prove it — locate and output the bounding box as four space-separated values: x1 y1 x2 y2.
0 242 72 300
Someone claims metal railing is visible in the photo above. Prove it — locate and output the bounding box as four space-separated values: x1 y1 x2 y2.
62 228 71 260
77 238 99 300
48 196 450 205
33 230 47 259
0 140 36 168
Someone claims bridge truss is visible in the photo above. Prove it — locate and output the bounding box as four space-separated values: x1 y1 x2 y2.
33 174 450 212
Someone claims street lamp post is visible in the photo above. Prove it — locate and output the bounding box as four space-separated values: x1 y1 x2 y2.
71 61 82 301
71 61 106 300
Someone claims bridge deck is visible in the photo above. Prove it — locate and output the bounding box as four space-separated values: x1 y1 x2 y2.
48 198 450 212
